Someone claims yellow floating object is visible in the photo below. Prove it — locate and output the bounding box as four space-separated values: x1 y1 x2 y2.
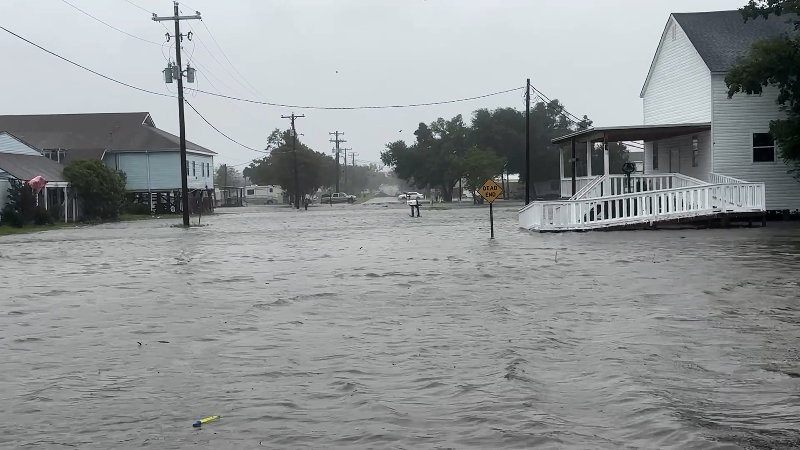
192 415 220 427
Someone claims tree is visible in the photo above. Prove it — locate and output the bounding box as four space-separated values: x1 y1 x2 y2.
725 0 800 179
244 129 336 197
381 115 471 201
215 165 244 187
63 159 128 221
459 146 507 204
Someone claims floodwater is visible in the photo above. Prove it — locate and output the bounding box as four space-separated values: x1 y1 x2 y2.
1 205 799 450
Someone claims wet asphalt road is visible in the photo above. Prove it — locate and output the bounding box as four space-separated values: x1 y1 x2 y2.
1 205 799 449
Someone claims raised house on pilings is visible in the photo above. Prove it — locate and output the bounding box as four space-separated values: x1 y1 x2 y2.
520 10 797 232
0 112 216 215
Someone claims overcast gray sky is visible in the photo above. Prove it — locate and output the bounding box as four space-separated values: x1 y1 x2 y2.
2 0 744 169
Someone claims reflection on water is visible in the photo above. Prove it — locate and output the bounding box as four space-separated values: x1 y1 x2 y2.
1 205 799 449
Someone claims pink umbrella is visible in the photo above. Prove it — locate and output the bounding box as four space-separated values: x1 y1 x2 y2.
27 175 48 194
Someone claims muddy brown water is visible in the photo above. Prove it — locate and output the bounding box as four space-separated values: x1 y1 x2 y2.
1 205 799 449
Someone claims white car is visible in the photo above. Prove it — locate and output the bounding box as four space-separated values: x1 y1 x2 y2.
398 192 424 201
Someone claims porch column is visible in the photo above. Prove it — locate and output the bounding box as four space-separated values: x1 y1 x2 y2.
602 134 611 195
559 147 565 195
571 138 577 196
43 188 48 210
586 141 592 177
64 187 68 223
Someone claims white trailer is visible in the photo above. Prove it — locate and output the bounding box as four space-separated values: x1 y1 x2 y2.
244 185 284 205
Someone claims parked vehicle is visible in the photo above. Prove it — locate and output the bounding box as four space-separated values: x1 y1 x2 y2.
320 192 357 204
398 191 424 201
244 185 283 205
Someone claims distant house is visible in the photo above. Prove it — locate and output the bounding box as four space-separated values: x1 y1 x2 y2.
0 132 77 222
0 112 216 214
524 10 793 231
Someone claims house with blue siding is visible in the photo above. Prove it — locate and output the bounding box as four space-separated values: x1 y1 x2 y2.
0 112 216 214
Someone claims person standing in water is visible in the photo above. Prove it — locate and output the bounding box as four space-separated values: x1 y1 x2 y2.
409 198 421 217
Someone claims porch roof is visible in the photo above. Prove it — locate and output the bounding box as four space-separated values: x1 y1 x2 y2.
552 122 711 145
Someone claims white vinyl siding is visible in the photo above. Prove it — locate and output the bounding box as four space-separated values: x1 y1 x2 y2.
643 131 711 180
711 74 799 210
0 133 42 156
642 17 712 125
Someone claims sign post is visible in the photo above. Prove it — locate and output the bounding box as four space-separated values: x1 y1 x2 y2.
478 178 504 239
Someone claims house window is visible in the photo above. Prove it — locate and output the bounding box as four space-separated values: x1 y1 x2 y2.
247 189 255 195
692 136 699 167
652 142 659 170
192 161 196 176
207 163 211 177
269 188 274 193
186 160 189 175
753 133 776 162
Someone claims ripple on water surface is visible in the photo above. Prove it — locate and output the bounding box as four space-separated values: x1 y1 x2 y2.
1 207 799 449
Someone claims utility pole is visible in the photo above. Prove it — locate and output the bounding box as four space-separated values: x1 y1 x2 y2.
153 2 201 227
329 131 346 192
223 164 228 205
281 113 305 209
342 148 348 192
525 78 531 205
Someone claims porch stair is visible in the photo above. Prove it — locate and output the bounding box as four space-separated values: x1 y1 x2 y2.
520 173 766 232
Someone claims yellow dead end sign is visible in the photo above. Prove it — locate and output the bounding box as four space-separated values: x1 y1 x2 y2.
478 178 504 203
478 178 503 239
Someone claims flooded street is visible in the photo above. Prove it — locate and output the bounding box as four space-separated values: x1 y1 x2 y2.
1 205 799 450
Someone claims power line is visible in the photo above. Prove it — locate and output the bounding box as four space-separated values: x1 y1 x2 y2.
61 0 162 46
181 19 260 99
0 25 173 98
3 25 523 112
122 0 151 14
532 84 645 150
185 100 267 153
199 20 266 99
184 86 525 110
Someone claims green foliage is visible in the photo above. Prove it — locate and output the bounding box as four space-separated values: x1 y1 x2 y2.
1 206 24 228
726 0 800 179
244 129 337 196
382 115 471 201
34 206 53 226
63 160 128 221
215 164 244 187
381 100 620 201
459 146 507 203
1 178 36 227
125 200 151 216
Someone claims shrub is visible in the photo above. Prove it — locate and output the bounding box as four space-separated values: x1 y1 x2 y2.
63 160 127 221
1 206 24 228
33 206 54 226
126 201 151 216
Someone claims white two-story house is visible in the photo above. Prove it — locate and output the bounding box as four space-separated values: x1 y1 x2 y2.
521 10 797 231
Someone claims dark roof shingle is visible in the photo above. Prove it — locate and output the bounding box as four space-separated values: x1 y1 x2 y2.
0 153 67 182
673 10 797 72
0 112 215 155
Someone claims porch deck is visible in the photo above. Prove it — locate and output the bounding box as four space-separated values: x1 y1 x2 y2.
519 173 766 232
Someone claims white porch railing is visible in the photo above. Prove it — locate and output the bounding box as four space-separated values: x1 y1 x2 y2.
708 172 747 184
560 177 594 198
519 182 766 231
567 173 708 200
570 175 606 200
